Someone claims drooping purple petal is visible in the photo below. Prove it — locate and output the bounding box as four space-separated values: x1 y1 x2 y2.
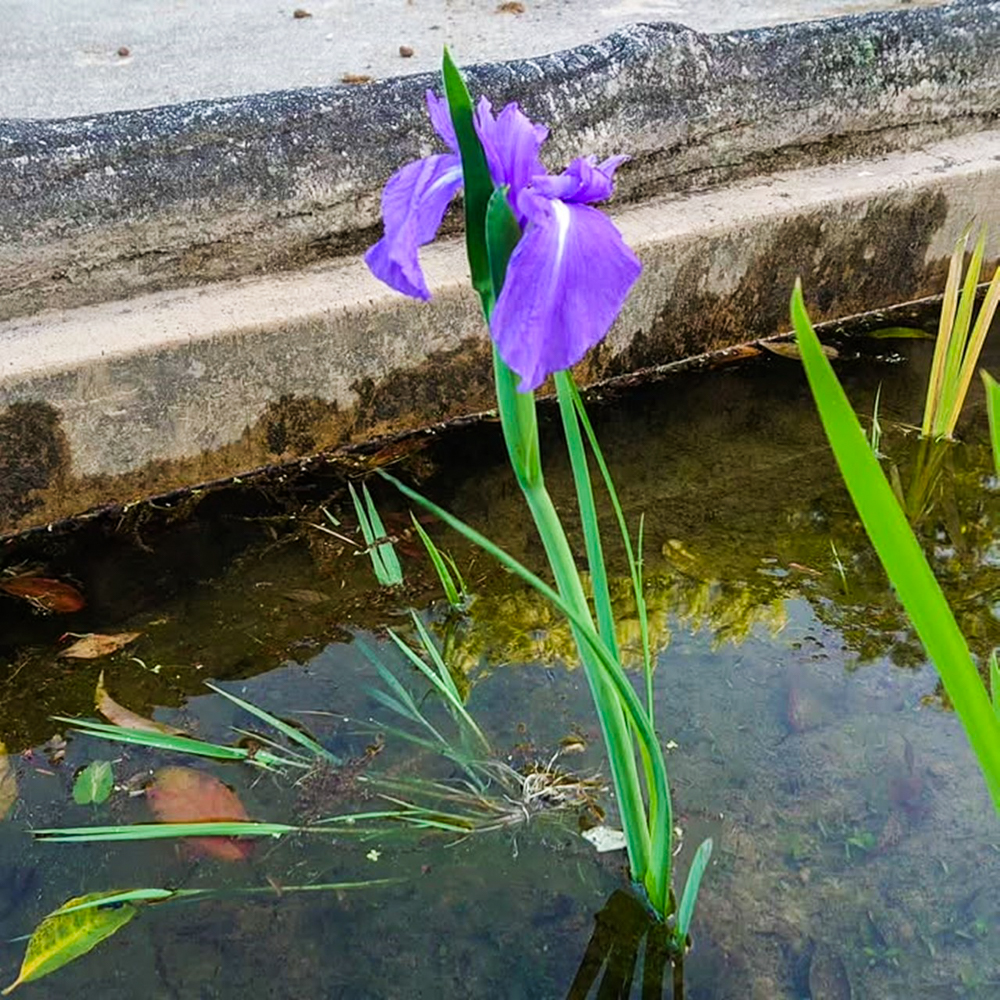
364 152 463 299
490 192 642 392
473 98 549 206
531 155 630 205
425 90 458 153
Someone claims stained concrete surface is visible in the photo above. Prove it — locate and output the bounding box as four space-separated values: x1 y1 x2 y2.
0 0 945 119
2 128 998 534
1 0 999 536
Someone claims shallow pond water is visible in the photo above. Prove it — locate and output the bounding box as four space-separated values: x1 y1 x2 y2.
2 328 1000 998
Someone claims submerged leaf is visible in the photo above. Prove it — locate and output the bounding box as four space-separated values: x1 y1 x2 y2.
146 766 254 861
72 761 114 806
0 742 16 820
865 326 933 340
0 577 85 613
2 891 137 994
95 672 186 736
60 632 141 659
760 339 839 361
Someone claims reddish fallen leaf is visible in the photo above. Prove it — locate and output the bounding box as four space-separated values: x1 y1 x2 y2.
95 672 186 736
0 577 85 613
146 766 254 862
59 632 141 660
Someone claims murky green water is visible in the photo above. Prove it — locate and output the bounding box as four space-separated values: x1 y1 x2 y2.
2 330 1000 998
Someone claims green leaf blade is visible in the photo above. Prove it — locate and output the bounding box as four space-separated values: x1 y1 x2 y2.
792 281 1000 811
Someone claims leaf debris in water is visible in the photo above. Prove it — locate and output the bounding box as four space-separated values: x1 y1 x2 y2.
95 671 186 735
59 632 141 659
0 742 16 820
72 761 114 806
581 825 628 853
2 891 138 994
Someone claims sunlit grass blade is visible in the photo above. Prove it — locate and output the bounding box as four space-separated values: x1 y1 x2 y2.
411 513 466 609
792 280 1000 810
674 838 713 943
204 681 340 764
50 717 305 771
924 229 968 436
946 238 1000 433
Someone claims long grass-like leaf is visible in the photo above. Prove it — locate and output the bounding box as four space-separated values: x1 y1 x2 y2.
442 48 494 310
377 468 675 910
51 717 305 771
411 514 465 608
792 280 1000 810
34 821 303 842
924 230 968 436
554 372 620 664
205 682 339 764
403 612 490 751
674 838 713 943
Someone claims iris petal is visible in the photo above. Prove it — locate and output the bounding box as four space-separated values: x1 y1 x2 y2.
425 90 458 153
473 98 549 206
364 153 463 300
532 154 630 205
491 194 642 392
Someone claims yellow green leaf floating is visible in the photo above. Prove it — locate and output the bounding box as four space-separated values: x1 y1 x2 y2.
2 891 138 994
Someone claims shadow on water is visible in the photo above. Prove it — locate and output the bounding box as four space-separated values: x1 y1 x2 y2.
2 324 1000 997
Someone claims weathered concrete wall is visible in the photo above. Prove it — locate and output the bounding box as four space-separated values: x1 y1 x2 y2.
2 2 1000 537
2 0 999 320
2 127 998 535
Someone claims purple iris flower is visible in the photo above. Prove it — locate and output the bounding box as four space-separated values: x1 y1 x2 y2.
365 92 641 393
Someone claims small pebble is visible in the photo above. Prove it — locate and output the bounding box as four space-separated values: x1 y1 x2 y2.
293 8 312 18
399 45 414 58
117 46 130 58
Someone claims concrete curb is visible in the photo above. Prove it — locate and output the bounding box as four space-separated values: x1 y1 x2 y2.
2 2 1000 536
2 0 999 319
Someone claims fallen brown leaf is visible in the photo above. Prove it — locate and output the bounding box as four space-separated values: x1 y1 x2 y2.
0 742 16 820
0 577 85 613
146 766 254 861
95 672 186 736
59 632 141 659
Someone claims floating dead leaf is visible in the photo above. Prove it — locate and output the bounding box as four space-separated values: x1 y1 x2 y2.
581 825 628 853
146 766 254 861
0 742 16 820
496 1 526 11
0 577 85 614
95 672 186 736
760 340 838 361
59 632 141 660
2 891 138 995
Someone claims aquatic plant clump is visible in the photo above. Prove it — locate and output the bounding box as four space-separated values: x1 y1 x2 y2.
364 50 710 941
